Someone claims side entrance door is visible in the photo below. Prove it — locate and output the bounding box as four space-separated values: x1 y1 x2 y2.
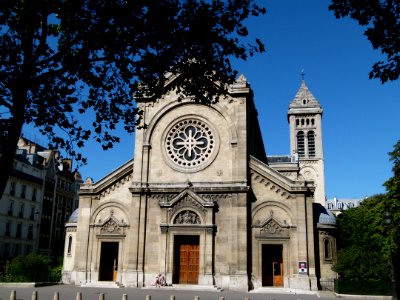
262 244 283 287
99 242 119 281
173 235 199 284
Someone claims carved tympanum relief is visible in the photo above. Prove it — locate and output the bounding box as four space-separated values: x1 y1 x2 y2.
174 210 201 224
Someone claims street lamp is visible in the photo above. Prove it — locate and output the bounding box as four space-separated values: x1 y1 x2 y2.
384 211 398 300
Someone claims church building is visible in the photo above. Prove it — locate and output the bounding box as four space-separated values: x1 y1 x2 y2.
62 74 336 291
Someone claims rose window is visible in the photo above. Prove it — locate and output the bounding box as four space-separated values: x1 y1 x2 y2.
165 119 215 169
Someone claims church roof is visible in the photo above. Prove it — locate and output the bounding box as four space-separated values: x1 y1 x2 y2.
68 209 79 223
289 80 322 113
316 205 336 225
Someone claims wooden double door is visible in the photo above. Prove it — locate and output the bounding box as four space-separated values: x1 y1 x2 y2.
173 235 199 284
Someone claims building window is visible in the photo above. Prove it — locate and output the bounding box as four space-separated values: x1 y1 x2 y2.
28 225 33 240
297 131 305 157
21 185 26 198
10 182 16 196
337 202 343 209
19 203 24 218
3 243 9 259
67 236 73 255
32 188 37 201
324 238 332 261
16 223 22 238
307 131 315 157
5 222 11 236
327 203 333 210
30 207 35 220
8 201 14 216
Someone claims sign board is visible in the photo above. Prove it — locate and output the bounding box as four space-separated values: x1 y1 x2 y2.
298 261 308 274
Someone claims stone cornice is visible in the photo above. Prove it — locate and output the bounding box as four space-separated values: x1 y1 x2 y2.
250 156 315 194
79 159 133 197
129 181 249 194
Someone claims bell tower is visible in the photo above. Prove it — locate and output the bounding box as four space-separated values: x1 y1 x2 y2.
288 80 325 205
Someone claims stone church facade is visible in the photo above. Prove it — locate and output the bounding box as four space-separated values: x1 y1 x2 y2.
62 74 336 291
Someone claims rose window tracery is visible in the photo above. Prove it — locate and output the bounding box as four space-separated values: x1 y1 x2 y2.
165 119 215 169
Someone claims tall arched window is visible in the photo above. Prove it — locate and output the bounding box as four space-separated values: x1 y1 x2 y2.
307 131 315 157
297 131 305 157
67 236 72 255
324 238 332 260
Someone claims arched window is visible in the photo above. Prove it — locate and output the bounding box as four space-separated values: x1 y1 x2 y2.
307 131 315 157
67 236 72 255
324 238 332 260
296 119 299 126
297 131 305 157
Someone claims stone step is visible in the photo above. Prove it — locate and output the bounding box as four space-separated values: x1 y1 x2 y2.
143 284 220 292
250 287 317 295
81 281 124 288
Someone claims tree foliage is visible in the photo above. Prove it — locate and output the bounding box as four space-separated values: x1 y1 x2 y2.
384 140 400 252
0 0 265 197
329 0 400 83
383 139 400 295
333 194 392 281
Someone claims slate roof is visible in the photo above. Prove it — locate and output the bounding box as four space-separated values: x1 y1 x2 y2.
289 80 322 109
68 209 79 223
316 205 336 225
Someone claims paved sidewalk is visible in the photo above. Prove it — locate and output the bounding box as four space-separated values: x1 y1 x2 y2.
0 284 324 300
0 284 392 300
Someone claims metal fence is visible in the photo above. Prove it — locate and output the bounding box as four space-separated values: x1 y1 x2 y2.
319 278 335 291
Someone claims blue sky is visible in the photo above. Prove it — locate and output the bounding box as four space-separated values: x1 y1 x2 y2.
23 0 400 199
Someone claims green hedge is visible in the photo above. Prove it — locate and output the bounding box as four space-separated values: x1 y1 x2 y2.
334 279 392 295
0 254 62 283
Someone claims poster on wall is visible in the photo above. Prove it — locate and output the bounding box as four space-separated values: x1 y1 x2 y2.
298 261 308 274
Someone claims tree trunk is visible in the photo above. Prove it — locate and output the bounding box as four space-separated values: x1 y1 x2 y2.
0 2 35 199
0 74 28 198
0 117 24 199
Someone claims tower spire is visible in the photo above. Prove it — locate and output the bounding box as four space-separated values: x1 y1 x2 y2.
301 69 305 81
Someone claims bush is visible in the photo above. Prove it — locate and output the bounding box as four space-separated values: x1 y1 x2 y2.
0 254 62 282
334 278 392 295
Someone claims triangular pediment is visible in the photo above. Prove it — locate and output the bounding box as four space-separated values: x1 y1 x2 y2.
79 159 133 198
96 215 127 235
136 72 251 105
159 189 215 209
254 216 288 229
253 216 291 239
250 156 314 197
